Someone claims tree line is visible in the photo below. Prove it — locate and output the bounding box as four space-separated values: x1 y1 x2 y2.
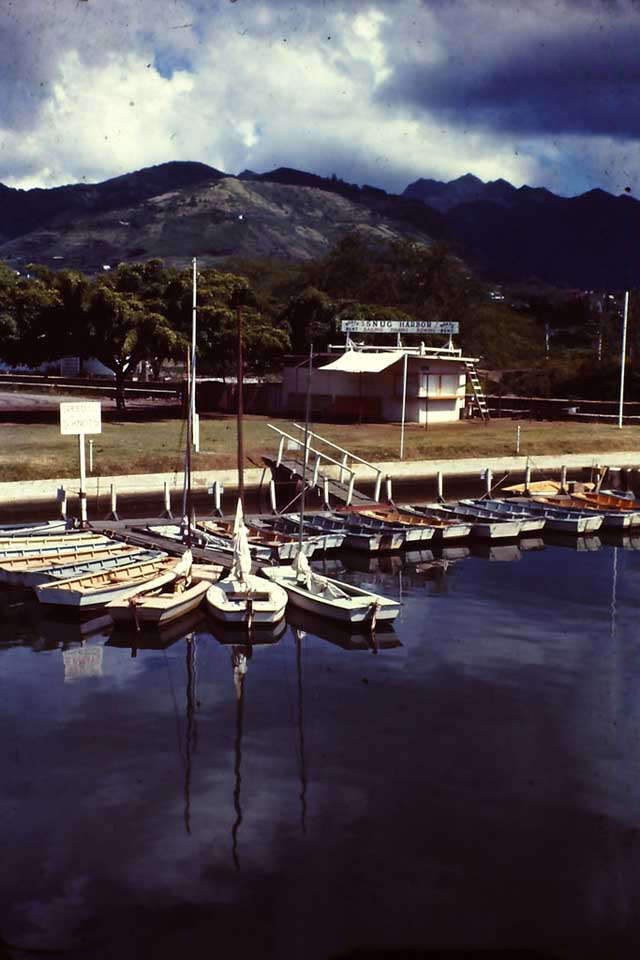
3 231 627 409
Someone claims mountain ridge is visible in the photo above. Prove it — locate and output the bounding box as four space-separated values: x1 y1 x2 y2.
2 161 640 287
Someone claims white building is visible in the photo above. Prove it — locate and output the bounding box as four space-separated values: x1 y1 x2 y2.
281 339 480 425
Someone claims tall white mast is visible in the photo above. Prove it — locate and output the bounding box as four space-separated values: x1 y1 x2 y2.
618 290 629 430
191 257 199 452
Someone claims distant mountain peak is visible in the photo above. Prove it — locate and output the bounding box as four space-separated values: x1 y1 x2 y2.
454 173 483 185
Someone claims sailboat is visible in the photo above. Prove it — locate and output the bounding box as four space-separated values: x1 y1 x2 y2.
261 346 400 628
205 500 288 627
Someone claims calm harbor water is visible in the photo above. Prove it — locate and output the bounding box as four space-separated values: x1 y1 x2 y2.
3 539 640 959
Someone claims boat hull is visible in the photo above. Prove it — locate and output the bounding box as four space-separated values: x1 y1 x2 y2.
107 580 210 627
35 559 174 610
261 565 400 624
205 574 287 626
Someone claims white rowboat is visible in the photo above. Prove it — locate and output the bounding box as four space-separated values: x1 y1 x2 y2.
261 563 400 625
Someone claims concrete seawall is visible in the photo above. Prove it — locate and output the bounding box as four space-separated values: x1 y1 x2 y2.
2 449 640 508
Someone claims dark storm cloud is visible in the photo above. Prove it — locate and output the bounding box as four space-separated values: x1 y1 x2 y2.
378 0 640 138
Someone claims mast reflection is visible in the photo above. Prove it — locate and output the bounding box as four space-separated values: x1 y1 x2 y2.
231 643 251 869
295 628 308 835
184 634 197 836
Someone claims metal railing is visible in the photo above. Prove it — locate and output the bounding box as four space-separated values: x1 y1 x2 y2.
268 424 362 504
291 423 385 502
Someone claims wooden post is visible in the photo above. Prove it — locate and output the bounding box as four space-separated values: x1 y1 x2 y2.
269 479 277 514
163 481 172 519
346 474 355 507
78 433 87 527
108 483 118 521
524 464 532 495
436 471 444 502
237 307 244 508
58 486 67 522
323 476 330 510
560 465 567 493
385 476 393 503
374 472 382 503
340 453 348 484
485 468 493 496
214 480 223 516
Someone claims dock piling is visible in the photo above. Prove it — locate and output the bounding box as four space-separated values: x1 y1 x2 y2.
385 476 393 504
108 483 119 521
524 464 532 495
323 476 330 510
269 479 277 514
162 481 173 519
484 468 493 496
560 465 567 492
210 480 224 516
57 486 67 522
436 471 444 502
346 475 356 507
374 473 382 502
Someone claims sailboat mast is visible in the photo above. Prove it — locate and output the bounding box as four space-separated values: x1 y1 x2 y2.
237 306 245 508
191 257 199 452
298 345 313 557
186 347 193 546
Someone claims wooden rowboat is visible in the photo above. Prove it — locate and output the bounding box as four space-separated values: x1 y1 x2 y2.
35 555 178 610
105 560 223 628
1 546 160 588
261 562 400 625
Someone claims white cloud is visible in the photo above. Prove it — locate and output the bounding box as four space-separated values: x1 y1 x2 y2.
1 0 639 197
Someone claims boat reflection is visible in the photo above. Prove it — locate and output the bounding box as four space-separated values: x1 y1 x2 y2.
543 532 603 552
207 616 286 647
286 605 401 654
600 531 640 551
39 612 113 650
107 611 206 655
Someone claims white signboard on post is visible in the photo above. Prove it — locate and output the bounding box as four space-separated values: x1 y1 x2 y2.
60 401 102 436
60 402 101 527
341 319 459 335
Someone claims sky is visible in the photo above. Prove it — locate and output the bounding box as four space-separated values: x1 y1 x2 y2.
1 0 640 198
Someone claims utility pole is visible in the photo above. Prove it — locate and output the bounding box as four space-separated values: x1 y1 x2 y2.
618 290 630 429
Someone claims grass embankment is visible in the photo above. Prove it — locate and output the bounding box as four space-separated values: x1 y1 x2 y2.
2 415 640 483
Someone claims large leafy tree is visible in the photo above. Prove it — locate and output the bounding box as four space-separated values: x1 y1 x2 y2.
86 277 184 410
167 266 289 380
1 272 61 367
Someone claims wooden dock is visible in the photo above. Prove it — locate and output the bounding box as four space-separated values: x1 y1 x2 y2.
263 456 375 508
90 518 241 571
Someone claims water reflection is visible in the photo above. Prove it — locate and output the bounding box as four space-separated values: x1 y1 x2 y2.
5 545 640 957
230 642 248 869
294 629 307 836
184 634 197 836
287 605 401 654
107 610 205 655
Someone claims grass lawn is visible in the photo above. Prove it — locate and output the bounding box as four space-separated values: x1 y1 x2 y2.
2 414 640 483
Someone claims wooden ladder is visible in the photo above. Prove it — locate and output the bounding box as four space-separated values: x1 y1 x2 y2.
465 363 490 421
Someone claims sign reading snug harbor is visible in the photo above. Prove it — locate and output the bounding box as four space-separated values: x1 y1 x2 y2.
341 319 459 335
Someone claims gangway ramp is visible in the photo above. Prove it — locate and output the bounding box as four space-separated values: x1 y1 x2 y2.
264 424 388 509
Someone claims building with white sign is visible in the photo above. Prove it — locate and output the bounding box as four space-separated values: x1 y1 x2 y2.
281 321 481 425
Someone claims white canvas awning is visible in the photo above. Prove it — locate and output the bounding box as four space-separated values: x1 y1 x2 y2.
318 351 404 374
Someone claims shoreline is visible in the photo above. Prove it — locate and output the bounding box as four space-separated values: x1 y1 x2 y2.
2 449 639 508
